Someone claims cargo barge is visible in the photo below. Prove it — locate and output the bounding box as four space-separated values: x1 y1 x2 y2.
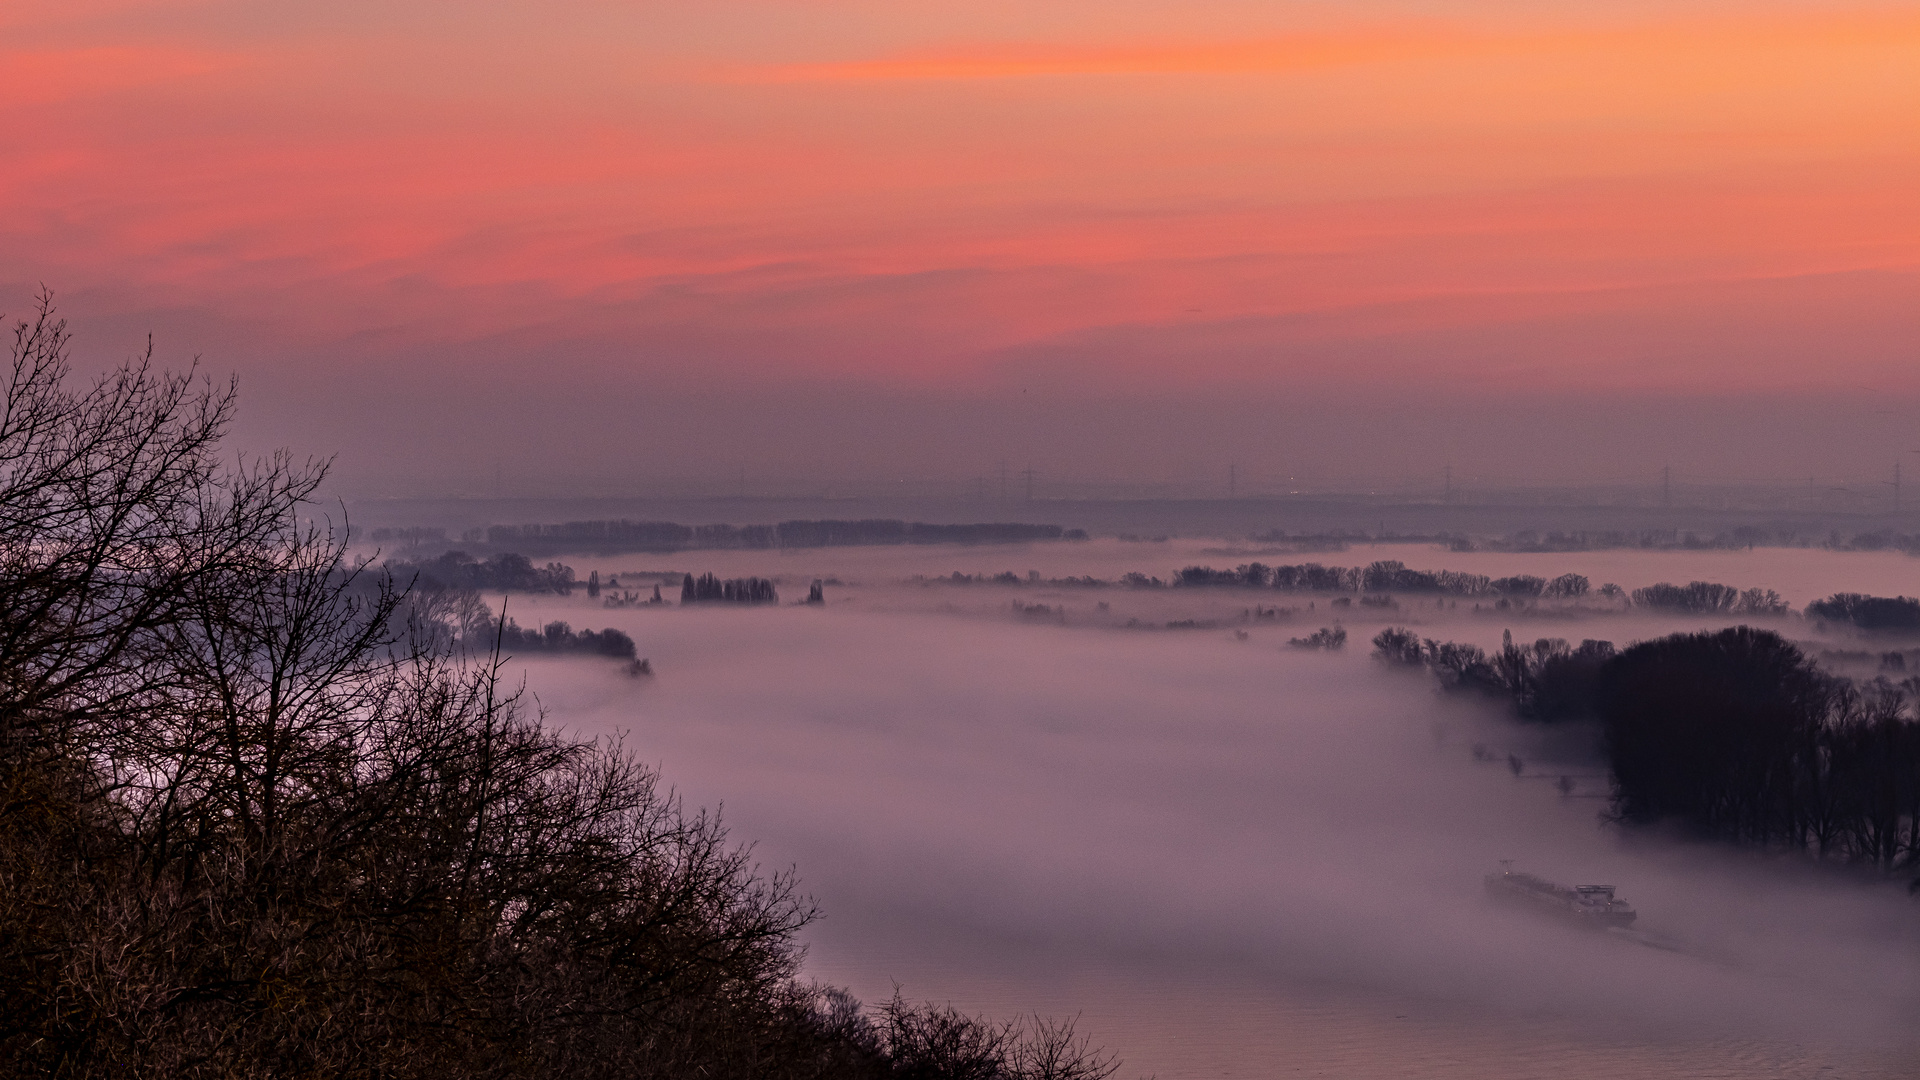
1484 864 1636 928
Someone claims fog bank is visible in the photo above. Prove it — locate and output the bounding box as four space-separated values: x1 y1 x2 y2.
488 544 1920 1077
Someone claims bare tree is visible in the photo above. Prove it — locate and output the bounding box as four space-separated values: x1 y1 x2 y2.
0 294 1122 1080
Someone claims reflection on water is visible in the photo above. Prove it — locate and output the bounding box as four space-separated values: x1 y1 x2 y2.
507 543 1920 1078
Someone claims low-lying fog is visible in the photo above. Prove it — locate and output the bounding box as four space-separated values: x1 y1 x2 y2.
487 541 1920 1078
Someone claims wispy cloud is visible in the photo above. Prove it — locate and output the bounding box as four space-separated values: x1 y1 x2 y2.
0 45 247 106
737 30 1461 82
732 11 1920 83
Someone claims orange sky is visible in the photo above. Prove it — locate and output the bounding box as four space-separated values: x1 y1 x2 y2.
3 1 1919 486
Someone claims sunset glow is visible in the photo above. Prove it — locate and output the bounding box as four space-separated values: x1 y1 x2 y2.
4 2 1918 422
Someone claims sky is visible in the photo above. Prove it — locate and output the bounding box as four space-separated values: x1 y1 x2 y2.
4 1 1919 493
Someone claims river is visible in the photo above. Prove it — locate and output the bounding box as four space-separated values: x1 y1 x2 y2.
499 540 1920 1078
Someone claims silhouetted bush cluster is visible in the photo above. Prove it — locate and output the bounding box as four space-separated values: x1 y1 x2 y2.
1174 560 1593 599
1380 615 1920 871
387 548 578 593
1288 626 1347 650
495 618 638 659
0 298 1119 1079
1372 628 1617 722
682 573 779 604
923 570 1037 586
1599 627 1920 866
1806 593 1920 632
1627 580 1789 615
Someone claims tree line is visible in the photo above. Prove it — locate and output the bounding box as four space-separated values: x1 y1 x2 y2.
1375 623 1920 874
1173 560 1592 597
439 519 1085 556
0 295 1118 1078
1161 560 1810 616
682 573 780 605
386 548 578 593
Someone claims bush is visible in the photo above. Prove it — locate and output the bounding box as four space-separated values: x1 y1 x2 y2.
1543 573 1590 599
1288 626 1347 650
1630 581 1741 613
1371 627 1425 665
1807 593 1920 632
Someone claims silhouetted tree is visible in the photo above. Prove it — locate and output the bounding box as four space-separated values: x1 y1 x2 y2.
1371 627 1425 666
1491 575 1546 597
682 573 778 605
1630 581 1740 613
0 296 1123 1080
1287 626 1346 650
1597 627 1833 844
1808 593 1920 632
1543 573 1590 599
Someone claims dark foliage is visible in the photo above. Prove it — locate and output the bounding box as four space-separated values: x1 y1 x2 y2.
495 618 639 659
1807 593 1920 632
1626 581 1789 616
1598 628 1834 842
1370 628 1614 721
1515 638 1616 721
1287 626 1347 650
387 549 578 593
1273 562 1364 591
1176 564 1268 587
1379 614 1920 872
682 573 779 605
875 994 1119 1080
1370 627 1425 666
1630 581 1732 612
1593 626 1920 868
1173 559 1588 599
1491 575 1546 597
0 296 1120 1080
1543 573 1591 598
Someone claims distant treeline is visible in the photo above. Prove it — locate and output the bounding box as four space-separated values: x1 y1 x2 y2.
1464 528 1779 553
375 520 1085 555
494 619 638 660
387 550 578 594
1808 594 1920 632
1378 625 1920 873
1629 581 1787 615
1370 528 1920 554
913 561 1818 617
367 522 1920 558
1167 561 1806 616
1175 560 1592 597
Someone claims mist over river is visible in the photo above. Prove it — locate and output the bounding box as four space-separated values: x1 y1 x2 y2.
493 541 1920 1078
